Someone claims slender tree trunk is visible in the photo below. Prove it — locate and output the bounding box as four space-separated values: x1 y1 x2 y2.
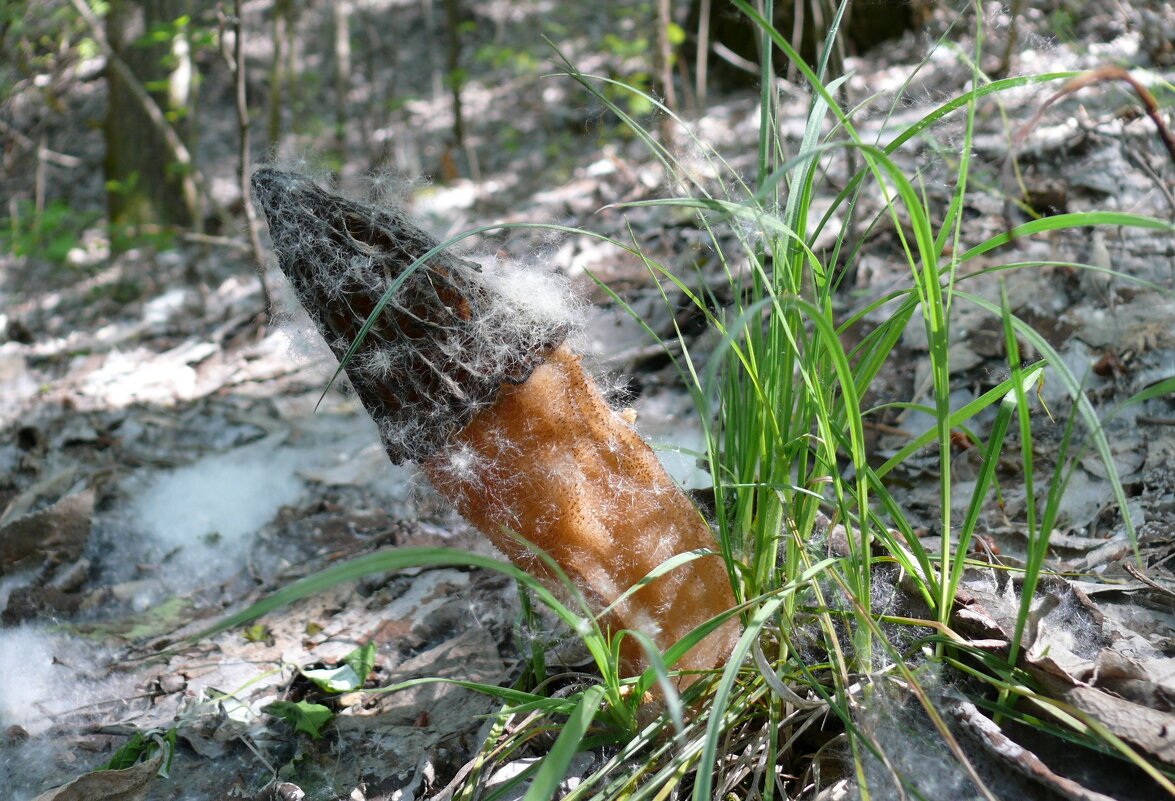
656 0 678 112
686 0 917 92
103 0 201 230
996 0 1024 76
221 0 270 316
421 0 442 109
694 0 710 110
443 0 464 149
333 0 351 165
656 0 678 143
267 0 293 148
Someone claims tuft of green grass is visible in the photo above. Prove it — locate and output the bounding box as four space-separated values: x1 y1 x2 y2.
453 1 1172 798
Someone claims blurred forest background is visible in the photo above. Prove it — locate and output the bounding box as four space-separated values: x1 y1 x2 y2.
0 0 954 267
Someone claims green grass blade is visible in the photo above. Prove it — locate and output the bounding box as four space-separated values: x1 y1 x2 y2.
186 547 580 648
522 684 607 801
948 366 1043 600
956 290 1141 560
958 212 1173 264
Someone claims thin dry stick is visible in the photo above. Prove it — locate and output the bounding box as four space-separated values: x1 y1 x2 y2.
951 700 1118 801
0 120 83 168
1015 65 1175 165
695 0 711 109
35 133 47 216
1123 562 1175 603
219 1 272 317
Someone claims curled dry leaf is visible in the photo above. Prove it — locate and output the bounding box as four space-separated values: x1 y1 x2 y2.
31 748 164 801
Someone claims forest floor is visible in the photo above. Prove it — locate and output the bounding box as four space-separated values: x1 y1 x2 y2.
2 1 1175 799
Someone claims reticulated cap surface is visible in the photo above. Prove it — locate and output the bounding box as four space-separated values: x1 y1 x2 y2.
252 168 568 463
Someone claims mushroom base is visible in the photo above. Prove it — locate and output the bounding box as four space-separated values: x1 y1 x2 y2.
423 344 740 678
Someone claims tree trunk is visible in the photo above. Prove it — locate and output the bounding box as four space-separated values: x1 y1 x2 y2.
684 0 929 94
443 0 464 149
267 0 294 149
333 0 351 165
104 0 201 230
655 0 678 142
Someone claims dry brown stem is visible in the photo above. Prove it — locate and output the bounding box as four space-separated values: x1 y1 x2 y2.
1016 66 1175 166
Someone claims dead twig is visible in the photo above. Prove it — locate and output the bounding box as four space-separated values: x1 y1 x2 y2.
1122 562 1175 604
1015 65 1175 166
0 120 84 168
218 1 272 319
951 700 1119 801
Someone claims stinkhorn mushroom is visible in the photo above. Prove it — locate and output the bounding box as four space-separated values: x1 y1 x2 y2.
251 168 739 677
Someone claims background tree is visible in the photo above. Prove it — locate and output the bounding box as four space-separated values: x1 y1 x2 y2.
332 0 350 168
266 0 295 148
685 0 927 93
101 0 205 231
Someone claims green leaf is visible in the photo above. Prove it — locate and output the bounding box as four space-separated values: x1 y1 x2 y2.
242 623 271 643
301 664 364 693
263 700 334 738
343 642 376 682
98 728 176 775
186 547 584 656
99 731 148 771
301 642 376 693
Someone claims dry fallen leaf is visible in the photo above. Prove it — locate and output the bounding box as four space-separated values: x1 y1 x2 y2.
31 748 163 801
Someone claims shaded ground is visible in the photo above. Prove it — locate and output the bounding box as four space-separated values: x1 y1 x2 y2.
1 1 1174 799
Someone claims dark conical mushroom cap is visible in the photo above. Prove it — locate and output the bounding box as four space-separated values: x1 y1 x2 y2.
252 168 568 463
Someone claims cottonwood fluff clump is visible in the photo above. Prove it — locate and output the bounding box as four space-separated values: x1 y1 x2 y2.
252 168 739 678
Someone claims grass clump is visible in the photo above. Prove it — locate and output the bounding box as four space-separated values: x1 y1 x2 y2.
431 3 1174 799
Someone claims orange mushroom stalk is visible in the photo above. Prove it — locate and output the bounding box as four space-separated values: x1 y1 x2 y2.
252 168 739 677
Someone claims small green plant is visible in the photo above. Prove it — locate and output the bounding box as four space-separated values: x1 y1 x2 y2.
263 700 334 738
435 2 1172 798
262 643 378 739
475 42 544 75
1048 8 1078 44
1 198 100 264
85 277 144 305
107 221 177 256
99 727 177 776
